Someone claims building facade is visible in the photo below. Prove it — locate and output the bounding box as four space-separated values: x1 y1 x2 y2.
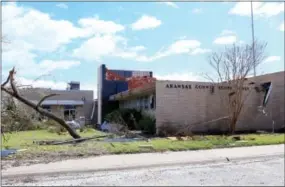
108 68 284 134
155 71 284 134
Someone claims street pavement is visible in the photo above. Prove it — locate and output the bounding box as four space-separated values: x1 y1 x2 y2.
2 155 284 186
2 144 284 179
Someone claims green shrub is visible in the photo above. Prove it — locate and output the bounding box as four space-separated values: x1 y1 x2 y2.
138 115 156 135
44 120 66 134
105 108 143 130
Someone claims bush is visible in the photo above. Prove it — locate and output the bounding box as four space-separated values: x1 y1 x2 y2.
105 108 143 130
44 120 66 134
1 117 43 132
1 96 44 132
138 115 156 135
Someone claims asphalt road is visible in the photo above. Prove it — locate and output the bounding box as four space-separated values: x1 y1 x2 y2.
3 155 284 186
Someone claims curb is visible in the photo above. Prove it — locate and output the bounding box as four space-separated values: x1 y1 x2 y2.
2 153 284 179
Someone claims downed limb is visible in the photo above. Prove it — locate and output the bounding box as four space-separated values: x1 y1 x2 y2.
1 68 81 139
33 135 112 145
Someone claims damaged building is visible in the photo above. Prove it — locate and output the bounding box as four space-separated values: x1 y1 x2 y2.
97 64 284 134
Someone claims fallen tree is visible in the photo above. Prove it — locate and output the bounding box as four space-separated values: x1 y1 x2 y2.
1 68 81 139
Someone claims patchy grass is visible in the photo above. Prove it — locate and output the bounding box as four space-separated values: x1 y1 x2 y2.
1 130 284 169
2 128 106 149
104 134 284 154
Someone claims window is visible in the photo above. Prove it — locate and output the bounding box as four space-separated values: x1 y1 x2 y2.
64 105 76 120
261 82 272 107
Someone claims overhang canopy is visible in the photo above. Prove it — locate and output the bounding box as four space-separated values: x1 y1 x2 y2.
30 100 84 106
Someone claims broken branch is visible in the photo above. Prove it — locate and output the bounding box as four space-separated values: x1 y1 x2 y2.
1 68 81 139
36 94 58 109
1 74 10 87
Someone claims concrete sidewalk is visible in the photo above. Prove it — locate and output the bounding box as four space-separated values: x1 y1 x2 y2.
2 144 284 178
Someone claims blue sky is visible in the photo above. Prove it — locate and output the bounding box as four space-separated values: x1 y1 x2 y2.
2 1 284 98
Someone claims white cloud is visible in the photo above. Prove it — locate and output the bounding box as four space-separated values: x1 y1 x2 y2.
137 39 207 62
73 36 208 63
129 45 146 52
2 3 84 53
16 60 80 77
190 48 211 55
192 8 203 14
131 15 162 30
78 16 125 35
264 56 281 63
2 3 124 53
158 2 179 8
279 22 284 31
73 35 126 61
56 3 68 9
2 3 127 77
18 77 67 90
3 39 81 77
154 72 205 81
166 39 201 54
213 30 238 45
229 2 284 17
213 35 237 45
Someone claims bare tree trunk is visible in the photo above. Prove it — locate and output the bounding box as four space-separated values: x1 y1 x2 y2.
206 40 267 134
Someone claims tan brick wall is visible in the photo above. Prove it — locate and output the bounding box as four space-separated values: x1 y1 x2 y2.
155 71 284 134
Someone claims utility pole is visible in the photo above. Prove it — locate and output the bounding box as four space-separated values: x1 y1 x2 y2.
250 1 256 77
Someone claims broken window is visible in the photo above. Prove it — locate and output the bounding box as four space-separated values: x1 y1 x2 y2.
261 82 272 107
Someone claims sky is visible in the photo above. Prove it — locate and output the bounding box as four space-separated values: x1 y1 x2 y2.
2 1 284 99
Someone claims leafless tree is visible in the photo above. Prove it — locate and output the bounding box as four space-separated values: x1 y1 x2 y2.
1 68 81 139
205 39 267 134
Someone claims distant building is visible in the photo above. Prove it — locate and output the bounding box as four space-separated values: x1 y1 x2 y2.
19 82 95 123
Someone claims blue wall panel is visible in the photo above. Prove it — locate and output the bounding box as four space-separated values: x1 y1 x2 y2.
98 64 153 122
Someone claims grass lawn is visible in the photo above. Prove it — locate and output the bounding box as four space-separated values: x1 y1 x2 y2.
1 129 284 163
